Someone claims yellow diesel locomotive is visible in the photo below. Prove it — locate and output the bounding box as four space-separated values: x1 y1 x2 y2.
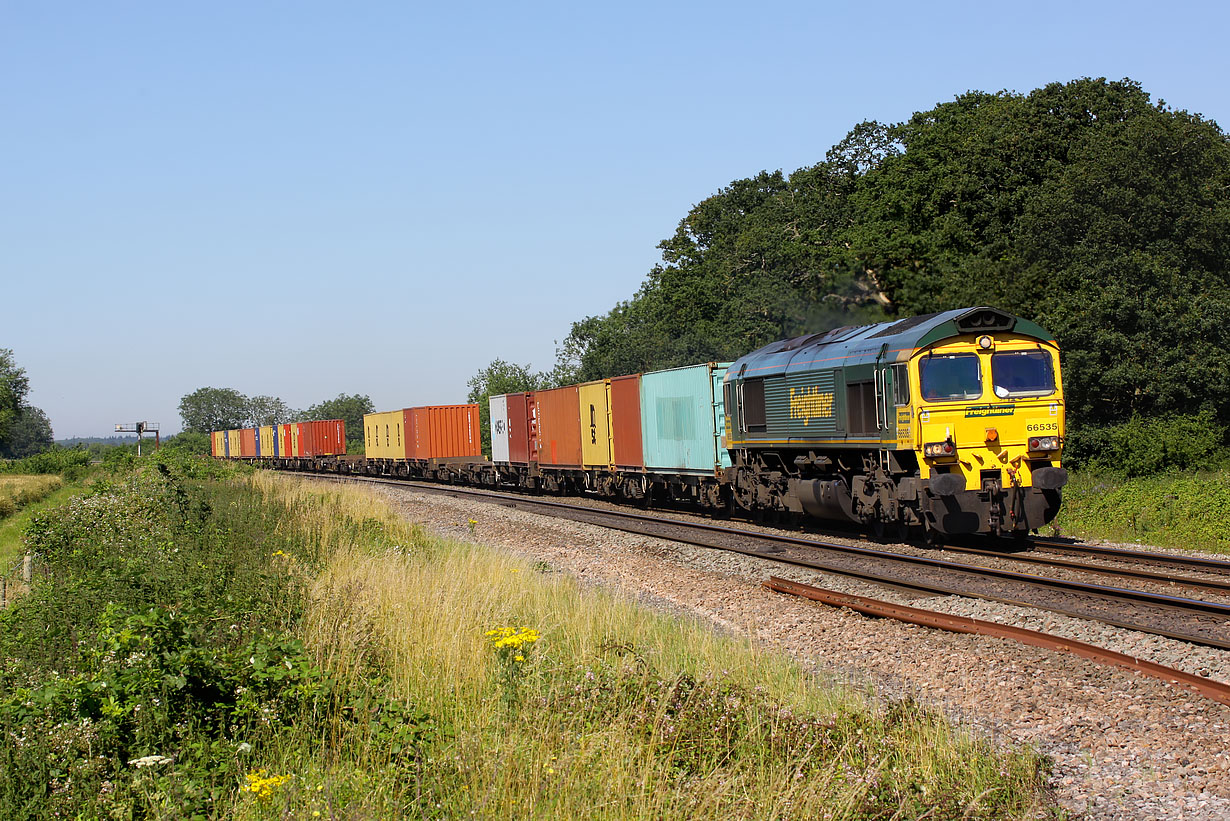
723 306 1067 536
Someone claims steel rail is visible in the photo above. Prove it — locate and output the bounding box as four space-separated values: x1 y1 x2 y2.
933 541 1230 596
380 478 1230 620
1027 538 1230 574
291 465 1230 588
763 577 1230 709
308 473 1230 650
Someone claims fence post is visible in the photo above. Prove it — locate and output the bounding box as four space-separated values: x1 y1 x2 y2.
23 553 31 584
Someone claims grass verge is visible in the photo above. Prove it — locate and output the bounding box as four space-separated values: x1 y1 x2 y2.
1052 469 1230 554
0 475 63 520
0 478 79 569
0 458 1052 819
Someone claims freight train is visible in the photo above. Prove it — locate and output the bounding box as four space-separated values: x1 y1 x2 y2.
213 306 1068 537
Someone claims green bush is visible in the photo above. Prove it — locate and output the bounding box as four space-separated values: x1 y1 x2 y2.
0 457 440 819
1064 410 1227 477
0 447 91 479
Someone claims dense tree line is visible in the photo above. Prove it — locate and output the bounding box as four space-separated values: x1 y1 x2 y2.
547 78 1230 464
178 388 373 450
0 349 54 459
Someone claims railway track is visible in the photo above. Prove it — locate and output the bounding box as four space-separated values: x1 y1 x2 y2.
930 539 1230 596
303 473 1230 652
1027 536 1230 575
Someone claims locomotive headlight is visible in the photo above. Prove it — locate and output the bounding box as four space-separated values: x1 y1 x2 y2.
924 439 957 458
1028 436 1059 452
977 335 994 350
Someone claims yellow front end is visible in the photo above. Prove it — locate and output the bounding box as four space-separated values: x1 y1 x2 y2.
913 333 1065 492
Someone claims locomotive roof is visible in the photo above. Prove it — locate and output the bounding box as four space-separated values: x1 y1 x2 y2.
728 306 1055 378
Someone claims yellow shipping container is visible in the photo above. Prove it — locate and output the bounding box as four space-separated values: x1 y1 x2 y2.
228 430 243 459
258 425 275 457
578 380 613 468
364 410 408 460
290 423 301 457
211 431 224 458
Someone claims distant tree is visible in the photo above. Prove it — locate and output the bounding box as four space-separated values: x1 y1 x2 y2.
245 395 294 426
178 387 249 433
465 359 550 457
0 349 31 452
161 430 211 455
303 394 374 447
0 405 53 458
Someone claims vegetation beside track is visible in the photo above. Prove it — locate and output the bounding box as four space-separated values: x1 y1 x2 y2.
1052 469 1230 555
0 475 62 521
0 455 1051 819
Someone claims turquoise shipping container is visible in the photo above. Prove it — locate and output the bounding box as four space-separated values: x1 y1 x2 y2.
639 362 731 474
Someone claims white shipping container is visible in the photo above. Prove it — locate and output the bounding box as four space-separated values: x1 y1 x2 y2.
489 394 510 462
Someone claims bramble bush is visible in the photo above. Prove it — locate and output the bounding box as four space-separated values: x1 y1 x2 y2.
0 446 91 480
1064 410 1227 477
0 458 441 819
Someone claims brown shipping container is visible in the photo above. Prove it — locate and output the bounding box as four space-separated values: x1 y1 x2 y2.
535 386 582 468
329 419 347 455
300 422 315 456
506 392 535 464
407 405 482 460
304 419 346 456
240 428 257 458
610 374 644 469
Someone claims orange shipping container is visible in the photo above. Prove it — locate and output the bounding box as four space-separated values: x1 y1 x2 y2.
300 419 346 457
240 428 257 458
407 404 482 460
534 386 582 468
610 374 644 469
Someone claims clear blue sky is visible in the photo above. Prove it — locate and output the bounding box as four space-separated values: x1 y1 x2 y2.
3 1 1226 437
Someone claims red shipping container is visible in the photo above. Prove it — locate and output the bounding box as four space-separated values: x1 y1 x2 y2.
240 428 257 458
534 386 582 468
302 421 316 456
506 392 535 464
326 419 346 455
407 405 482 460
300 419 346 457
610 374 644 469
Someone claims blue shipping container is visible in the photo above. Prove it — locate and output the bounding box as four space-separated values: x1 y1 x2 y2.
223 430 231 459
254 427 262 457
639 362 731 474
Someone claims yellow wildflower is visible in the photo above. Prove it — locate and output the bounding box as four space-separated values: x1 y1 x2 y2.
484 626 540 650
241 769 291 800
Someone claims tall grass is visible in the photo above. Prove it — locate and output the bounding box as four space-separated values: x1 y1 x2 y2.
0 475 62 519
233 473 1049 819
0 466 1050 819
